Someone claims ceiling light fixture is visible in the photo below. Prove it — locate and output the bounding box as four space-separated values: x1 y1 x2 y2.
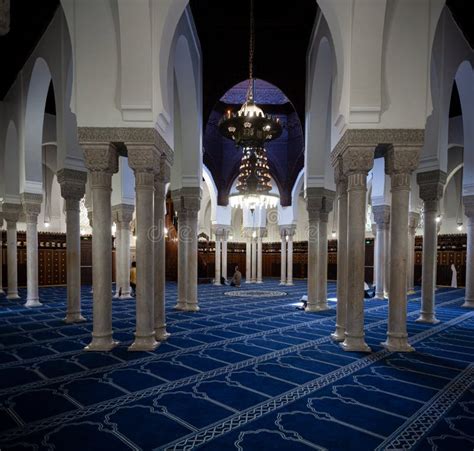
218 0 281 211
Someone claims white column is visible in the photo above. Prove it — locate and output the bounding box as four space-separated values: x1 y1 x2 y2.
83 144 119 352
154 168 170 340
305 190 322 312
245 236 251 283
173 191 187 310
22 193 43 308
372 205 390 299
0 213 4 295
58 169 87 322
416 170 446 324
279 228 287 285
382 147 418 352
287 230 295 286
251 234 257 283
222 231 228 282
128 145 159 351
463 196 474 308
257 233 263 283
3 203 21 300
340 147 374 352
331 163 348 341
384 221 391 297
214 231 221 285
407 212 419 294
181 187 201 312
317 200 333 308
113 220 121 298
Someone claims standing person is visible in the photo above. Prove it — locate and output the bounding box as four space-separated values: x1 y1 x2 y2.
451 264 458 288
130 261 137 297
230 266 242 287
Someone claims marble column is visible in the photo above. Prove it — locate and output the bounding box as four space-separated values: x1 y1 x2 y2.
251 235 257 283
257 233 263 283
384 219 391 297
317 197 334 308
305 190 322 312
180 188 201 312
222 230 228 282
279 228 287 285
0 213 4 295
154 164 170 340
382 146 419 352
21 193 43 308
372 205 390 299
286 225 296 285
245 235 251 283
58 169 87 322
83 144 119 352
340 147 374 352
113 219 121 298
416 170 446 324
331 161 348 341
128 145 159 351
173 191 187 310
463 196 474 308
214 231 221 285
3 203 21 300
407 212 419 294
112 204 134 299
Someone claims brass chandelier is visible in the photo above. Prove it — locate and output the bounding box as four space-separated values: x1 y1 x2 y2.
218 0 281 210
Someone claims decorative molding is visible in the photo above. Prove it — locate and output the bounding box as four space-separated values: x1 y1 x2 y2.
57 169 87 202
373 205 390 226
384 146 420 175
341 147 375 175
112 204 135 224
416 170 447 202
2 202 22 223
21 193 43 219
408 211 420 231
77 127 173 164
83 144 119 174
127 145 160 173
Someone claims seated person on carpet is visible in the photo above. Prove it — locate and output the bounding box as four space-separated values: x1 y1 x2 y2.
220 276 227 285
130 261 137 297
229 266 242 287
364 281 376 298
296 295 308 310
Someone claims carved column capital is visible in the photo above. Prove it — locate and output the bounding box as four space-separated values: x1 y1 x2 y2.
408 211 420 232
2 202 22 223
341 147 375 176
57 169 87 201
127 144 161 174
21 193 43 222
372 205 390 227
83 143 119 174
416 170 446 202
112 204 135 225
385 146 420 190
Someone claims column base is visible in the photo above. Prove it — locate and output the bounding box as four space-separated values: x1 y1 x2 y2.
416 312 440 324
279 281 286 285
0 289 5 295
128 334 159 352
24 299 43 308
374 292 385 299
174 301 187 310
407 289 416 295
381 334 415 353
155 327 170 341
340 335 371 352
256 280 263 284
184 303 200 312
119 294 134 300
245 280 251 284
462 299 474 308
64 313 86 324
286 281 294 286
7 292 21 300
331 326 346 342
305 303 330 313
214 282 221 286
84 335 119 352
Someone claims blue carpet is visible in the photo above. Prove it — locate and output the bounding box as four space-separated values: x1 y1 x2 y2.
0 281 472 450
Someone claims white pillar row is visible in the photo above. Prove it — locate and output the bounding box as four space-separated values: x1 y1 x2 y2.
251 234 257 283
257 231 263 284
286 225 296 286
83 144 119 352
382 146 419 352
58 169 88 322
340 147 374 353
317 195 334 308
245 233 251 283
214 230 221 285
222 230 228 282
21 193 43 308
3 203 21 300
305 189 322 312
463 195 474 308
180 187 201 312
279 227 287 285
416 170 446 324
154 162 171 340
372 205 390 299
128 145 159 351
331 160 348 341
407 212 420 294
0 213 4 295
112 204 134 299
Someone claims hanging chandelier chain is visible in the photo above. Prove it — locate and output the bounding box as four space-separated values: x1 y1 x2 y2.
246 0 255 101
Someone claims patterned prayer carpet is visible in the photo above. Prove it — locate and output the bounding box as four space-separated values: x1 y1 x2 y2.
0 281 472 450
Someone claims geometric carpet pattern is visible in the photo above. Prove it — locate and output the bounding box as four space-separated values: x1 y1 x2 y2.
0 281 472 450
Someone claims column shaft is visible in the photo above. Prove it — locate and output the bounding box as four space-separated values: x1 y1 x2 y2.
214 235 221 285
25 215 41 307
383 225 391 297
222 235 228 281
317 216 329 309
113 223 122 298
245 238 251 283
6 218 20 299
257 236 263 283
251 237 257 282
305 217 320 311
464 215 474 308
0 216 3 295
176 212 188 309
185 210 199 311
120 223 132 298
375 225 386 298
280 233 286 285
287 235 294 285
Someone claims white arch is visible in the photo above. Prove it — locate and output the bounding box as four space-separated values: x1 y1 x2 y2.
202 164 218 223
4 121 20 202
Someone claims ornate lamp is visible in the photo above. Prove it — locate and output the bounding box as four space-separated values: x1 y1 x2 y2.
218 0 281 210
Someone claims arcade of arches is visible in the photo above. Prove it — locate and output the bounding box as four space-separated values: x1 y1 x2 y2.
0 1 473 449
